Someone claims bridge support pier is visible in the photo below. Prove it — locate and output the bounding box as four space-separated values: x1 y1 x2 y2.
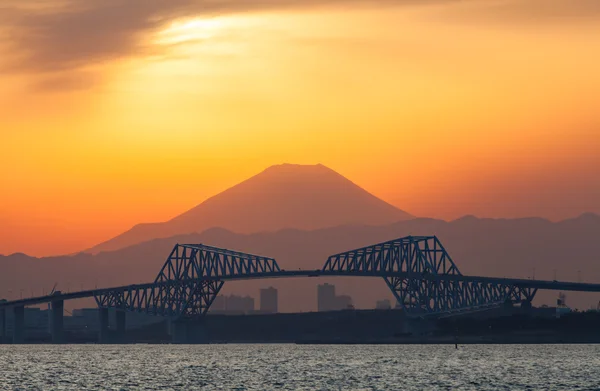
115 310 126 343
13 305 25 344
50 300 64 344
98 308 109 343
0 305 6 344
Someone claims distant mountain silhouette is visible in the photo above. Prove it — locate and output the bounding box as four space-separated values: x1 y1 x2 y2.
88 164 413 253
2 213 599 312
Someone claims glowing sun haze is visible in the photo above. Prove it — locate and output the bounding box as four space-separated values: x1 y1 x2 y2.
1 0 599 256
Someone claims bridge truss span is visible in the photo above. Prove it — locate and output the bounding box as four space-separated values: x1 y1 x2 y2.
323 236 461 276
95 244 279 319
384 276 538 314
155 244 280 282
94 279 224 318
321 236 541 314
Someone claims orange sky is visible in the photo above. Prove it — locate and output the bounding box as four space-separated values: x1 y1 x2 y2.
1 0 600 256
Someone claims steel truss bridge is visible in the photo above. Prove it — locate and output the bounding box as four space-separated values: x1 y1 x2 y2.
2 236 600 322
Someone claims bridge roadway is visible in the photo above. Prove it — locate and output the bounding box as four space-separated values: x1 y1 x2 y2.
2 270 600 310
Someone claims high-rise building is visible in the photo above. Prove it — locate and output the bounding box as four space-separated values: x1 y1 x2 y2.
318 283 355 311
336 295 353 310
209 294 254 314
225 295 255 314
376 299 392 310
260 287 278 313
317 283 337 312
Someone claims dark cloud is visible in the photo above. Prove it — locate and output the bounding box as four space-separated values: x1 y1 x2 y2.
2 0 198 72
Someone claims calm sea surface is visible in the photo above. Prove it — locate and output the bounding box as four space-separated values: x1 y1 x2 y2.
1 344 599 390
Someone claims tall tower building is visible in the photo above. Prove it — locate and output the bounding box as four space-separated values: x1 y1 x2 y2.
260 287 278 313
317 283 336 312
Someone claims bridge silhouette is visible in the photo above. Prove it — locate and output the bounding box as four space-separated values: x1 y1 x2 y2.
2 235 600 343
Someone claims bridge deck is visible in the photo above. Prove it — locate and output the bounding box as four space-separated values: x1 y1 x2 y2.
2 270 600 309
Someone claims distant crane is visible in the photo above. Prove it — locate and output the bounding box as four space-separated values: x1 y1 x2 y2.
47 283 59 312
557 292 567 307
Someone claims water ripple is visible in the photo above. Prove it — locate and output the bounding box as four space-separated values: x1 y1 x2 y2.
0 344 599 390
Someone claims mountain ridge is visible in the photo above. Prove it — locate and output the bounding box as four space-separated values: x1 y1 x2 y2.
6 212 598 259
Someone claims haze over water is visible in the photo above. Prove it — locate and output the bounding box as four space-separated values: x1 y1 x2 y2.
1 344 599 390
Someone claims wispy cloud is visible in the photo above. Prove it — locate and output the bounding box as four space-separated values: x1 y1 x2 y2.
1 0 598 91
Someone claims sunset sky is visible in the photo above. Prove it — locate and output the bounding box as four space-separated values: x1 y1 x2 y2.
1 0 600 256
